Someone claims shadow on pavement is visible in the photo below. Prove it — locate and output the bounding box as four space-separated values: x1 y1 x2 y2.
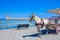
23 29 56 38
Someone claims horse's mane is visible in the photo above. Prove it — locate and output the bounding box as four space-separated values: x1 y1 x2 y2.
33 15 42 23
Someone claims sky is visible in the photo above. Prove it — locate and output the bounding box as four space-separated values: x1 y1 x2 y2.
0 0 60 19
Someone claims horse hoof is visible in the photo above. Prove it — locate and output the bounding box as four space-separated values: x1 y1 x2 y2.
54 33 58 35
38 36 41 38
38 35 41 38
46 33 48 35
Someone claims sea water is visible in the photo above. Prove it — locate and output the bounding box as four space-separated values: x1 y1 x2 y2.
0 19 36 30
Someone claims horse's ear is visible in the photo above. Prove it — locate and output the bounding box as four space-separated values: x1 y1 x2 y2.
31 13 35 16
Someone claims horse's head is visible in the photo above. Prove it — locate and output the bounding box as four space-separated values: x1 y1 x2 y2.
29 14 35 22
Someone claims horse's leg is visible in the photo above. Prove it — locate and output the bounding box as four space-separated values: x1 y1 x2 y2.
36 25 41 38
46 24 49 35
18 25 20 30
54 26 58 35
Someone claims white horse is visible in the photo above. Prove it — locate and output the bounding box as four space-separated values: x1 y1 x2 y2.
29 14 57 37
